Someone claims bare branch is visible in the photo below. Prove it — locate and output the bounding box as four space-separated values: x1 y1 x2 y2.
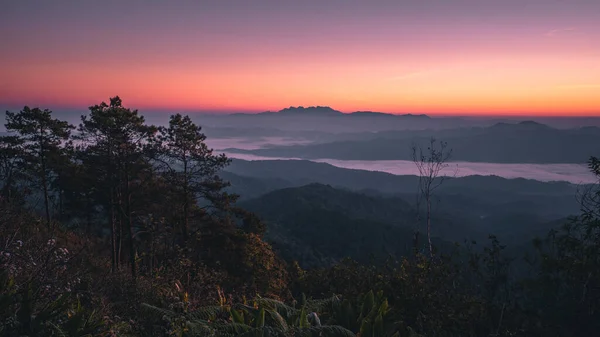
410 137 454 257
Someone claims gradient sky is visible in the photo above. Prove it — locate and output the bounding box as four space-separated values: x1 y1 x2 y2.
1 0 600 116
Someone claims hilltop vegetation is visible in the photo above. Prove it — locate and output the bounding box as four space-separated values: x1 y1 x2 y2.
237 182 572 268
1 98 600 336
239 183 424 268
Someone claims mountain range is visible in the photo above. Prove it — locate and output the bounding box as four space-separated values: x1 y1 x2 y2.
194 106 492 132
192 106 600 132
255 106 430 118
223 121 600 163
233 180 569 268
219 158 582 264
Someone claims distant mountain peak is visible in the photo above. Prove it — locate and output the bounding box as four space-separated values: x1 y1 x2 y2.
277 106 342 115
489 120 552 130
350 111 430 118
518 120 548 127
268 106 430 118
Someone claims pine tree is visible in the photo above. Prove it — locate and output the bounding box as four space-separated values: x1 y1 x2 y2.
5 107 74 228
52 145 98 232
0 135 25 203
151 113 232 241
77 96 156 278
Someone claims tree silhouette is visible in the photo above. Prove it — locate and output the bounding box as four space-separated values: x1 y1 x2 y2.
77 96 156 278
411 138 454 257
0 135 25 203
151 113 231 241
5 107 73 228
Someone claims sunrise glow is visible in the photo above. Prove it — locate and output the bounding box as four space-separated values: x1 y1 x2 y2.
1 0 599 116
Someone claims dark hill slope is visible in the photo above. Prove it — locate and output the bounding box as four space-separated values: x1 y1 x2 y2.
225 159 579 197
239 184 459 267
240 183 413 226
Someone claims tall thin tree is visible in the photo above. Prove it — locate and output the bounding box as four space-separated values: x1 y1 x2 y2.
0 135 25 203
411 138 454 257
5 107 73 228
78 96 155 277
152 114 231 241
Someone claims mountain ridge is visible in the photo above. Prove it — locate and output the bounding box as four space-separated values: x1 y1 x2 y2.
254 106 430 118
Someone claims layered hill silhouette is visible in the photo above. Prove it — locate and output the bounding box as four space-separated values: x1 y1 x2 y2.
236 182 566 268
222 160 579 251
257 106 431 119
194 105 600 134
197 106 473 132
238 183 443 267
224 159 580 198
224 121 600 163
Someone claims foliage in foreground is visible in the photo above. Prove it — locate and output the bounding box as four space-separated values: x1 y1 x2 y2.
1 98 600 336
3 199 600 336
137 288 426 337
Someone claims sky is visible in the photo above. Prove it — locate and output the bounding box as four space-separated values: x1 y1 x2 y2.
1 0 600 116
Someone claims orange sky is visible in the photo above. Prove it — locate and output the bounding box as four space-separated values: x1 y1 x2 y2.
1 1 599 116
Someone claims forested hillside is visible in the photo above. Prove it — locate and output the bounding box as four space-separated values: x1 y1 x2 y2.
238 183 571 268
239 183 427 268
1 98 600 336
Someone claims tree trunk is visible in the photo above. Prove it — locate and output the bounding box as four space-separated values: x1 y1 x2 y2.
107 142 117 272
42 174 51 229
124 160 137 281
59 189 64 221
117 160 123 270
118 203 123 269
1 178 12 203
127 195 136 280
427 197 433 257
40 155 51 229
85 194 92 235
182 157 189 241
150 231 154 278
110 187 118 272
38 126 51 229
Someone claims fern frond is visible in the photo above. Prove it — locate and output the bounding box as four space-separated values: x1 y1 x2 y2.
209 321 255 335
47 322 67 337
232 326 288 337
140 303 178 320
255 297 297 318
305 295 341 312
186 305 226 321
183 319 215 336
267 308 289 332
292 325 357 337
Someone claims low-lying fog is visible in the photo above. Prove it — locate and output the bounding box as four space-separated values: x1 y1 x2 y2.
206 137 597 184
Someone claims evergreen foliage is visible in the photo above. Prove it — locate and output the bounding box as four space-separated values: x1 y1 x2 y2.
1 98 599 336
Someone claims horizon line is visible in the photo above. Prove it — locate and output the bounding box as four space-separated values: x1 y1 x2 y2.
1 103 599 119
